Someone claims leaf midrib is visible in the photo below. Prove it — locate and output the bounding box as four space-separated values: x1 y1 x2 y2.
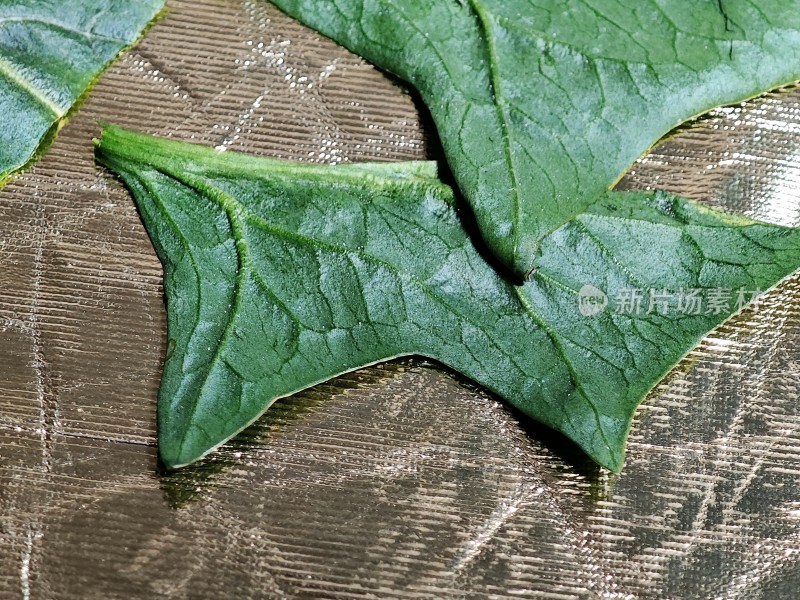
511 284 614 456
0 55 65 117
0 15 133 118
0 16 126 43
465 0 522 261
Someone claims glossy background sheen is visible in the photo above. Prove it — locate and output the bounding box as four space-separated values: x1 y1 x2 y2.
2 1 800 598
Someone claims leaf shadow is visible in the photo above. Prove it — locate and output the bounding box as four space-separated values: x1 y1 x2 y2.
157 361 415 508
157 357 612 508
427 360 606 479
156 423 264 509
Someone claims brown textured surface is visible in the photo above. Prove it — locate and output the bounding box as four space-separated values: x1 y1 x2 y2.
2 1 800 598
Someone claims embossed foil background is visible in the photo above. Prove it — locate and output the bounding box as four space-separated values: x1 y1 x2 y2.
2 1 800 598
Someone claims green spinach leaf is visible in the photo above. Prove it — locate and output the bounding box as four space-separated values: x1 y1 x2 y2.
0 0 164 185
96 125 800 471
268 0 800 277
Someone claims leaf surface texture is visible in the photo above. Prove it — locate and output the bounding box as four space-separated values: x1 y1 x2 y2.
269 0 800 276
96 126 800 471
0 0 164 183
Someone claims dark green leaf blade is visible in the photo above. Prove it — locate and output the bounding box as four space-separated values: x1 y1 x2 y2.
0 0 165 185
268 0 800 277
96 126 800 471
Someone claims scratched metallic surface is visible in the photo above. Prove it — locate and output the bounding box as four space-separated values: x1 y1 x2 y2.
2 1 800 598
